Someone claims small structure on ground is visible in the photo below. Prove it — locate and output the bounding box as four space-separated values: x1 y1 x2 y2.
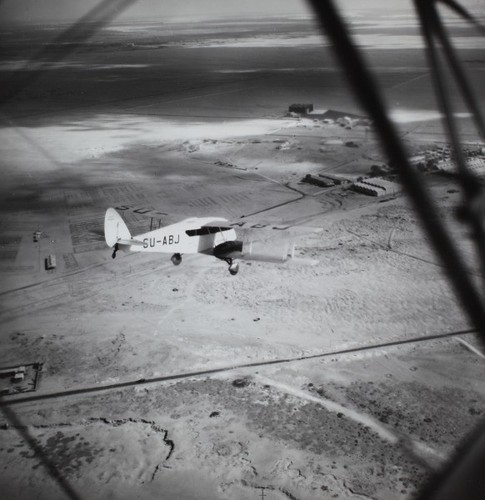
318 173 352 186
289 103 314 114
45 254 56 270
0 363 42 395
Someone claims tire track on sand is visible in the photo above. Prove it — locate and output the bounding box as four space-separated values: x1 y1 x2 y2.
254 375 445 471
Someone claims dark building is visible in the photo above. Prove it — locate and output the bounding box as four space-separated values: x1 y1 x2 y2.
289 103 314 114
301 174 333 188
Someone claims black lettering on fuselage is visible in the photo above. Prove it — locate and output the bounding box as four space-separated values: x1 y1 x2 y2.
144 236 179 248
161 234 180 246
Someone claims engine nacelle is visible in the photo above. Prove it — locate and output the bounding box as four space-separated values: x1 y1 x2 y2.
171 253 182 266
213 240 243 260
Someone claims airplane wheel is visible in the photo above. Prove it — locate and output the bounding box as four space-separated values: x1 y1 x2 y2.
171 253 182 266
229 262 239 275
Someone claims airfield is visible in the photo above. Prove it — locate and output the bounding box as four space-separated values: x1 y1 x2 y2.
1 11 485 500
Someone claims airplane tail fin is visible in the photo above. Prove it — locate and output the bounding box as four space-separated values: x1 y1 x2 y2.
104 208 131 248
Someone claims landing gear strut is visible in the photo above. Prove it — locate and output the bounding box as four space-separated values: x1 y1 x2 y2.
213 241 242 275
112 243 119 259
225 258 239 276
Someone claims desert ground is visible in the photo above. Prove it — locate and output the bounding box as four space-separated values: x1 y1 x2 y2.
1 10 485 500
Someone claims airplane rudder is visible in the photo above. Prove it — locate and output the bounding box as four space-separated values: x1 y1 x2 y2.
104 208 131 247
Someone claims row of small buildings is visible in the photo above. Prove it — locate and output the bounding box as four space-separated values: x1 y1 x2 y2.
353 177 401 197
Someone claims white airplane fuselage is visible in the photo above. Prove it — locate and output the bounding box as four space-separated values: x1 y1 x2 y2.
127 217 237 254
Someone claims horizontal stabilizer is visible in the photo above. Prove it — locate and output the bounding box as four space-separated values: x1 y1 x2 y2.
117 238 144 247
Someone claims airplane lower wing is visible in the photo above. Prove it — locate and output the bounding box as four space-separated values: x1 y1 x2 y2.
240 239 295 263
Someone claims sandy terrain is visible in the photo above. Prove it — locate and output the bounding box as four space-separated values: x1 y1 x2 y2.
1 13 485 500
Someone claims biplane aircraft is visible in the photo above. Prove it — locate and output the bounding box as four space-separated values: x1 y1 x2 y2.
104 207 297 275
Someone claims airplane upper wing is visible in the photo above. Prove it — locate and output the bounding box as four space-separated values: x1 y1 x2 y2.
111 205 322 235
226 217 323 234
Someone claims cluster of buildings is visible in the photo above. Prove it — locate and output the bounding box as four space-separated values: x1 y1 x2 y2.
409 146 485 177
288 104 484 197
287 104 372 128
436 155 485 177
